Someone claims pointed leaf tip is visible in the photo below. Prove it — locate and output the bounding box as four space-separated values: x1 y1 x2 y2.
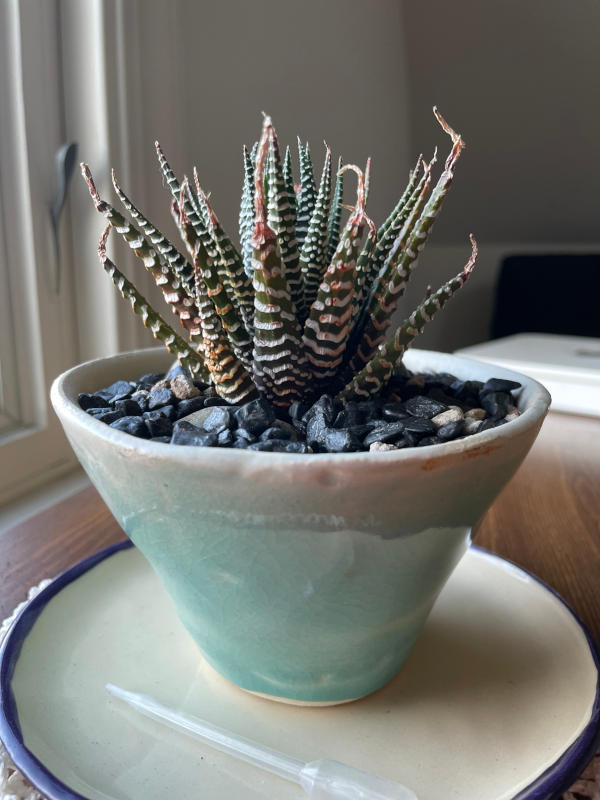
81 162 101 205
433 107 464 148
338 163 366 219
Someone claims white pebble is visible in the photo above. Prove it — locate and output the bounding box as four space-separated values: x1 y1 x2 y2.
465 407 486 420
432 407 463 428
370 441 398 452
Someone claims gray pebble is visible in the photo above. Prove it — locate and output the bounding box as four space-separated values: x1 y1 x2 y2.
170 374 201 400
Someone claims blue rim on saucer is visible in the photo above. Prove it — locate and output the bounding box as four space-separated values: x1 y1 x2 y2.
0 541 598 800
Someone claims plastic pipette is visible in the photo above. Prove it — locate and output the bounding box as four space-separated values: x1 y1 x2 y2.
106 684 417 800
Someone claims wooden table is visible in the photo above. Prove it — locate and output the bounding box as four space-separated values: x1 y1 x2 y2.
2 412 599 642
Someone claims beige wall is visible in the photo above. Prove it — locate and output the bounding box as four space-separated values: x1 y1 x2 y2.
403 0 600 245
132 0 412 241
394 0 600 350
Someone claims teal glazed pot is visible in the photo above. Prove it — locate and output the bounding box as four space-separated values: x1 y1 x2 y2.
51 347 551 705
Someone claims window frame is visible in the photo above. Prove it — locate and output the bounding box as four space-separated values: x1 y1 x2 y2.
0 0 80 505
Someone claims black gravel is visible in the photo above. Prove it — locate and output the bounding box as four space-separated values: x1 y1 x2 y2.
403 396 447 419
78 366 522 453
148 387 174 410
110 415 150 438
202 407 232 433
234 397 276 435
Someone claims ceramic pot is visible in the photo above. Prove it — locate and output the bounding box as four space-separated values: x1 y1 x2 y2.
51 347 550 705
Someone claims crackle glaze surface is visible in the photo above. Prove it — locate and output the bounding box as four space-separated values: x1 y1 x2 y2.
50 348 551 703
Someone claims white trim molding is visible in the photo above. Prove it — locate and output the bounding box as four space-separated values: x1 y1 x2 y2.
0 0 79 505
60 0 157 362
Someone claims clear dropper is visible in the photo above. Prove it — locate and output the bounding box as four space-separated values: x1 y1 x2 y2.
106 684 417 800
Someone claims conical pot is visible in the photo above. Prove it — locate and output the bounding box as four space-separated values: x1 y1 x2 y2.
51 347 551 704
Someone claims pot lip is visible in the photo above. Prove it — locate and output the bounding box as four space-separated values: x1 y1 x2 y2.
50 346 552 465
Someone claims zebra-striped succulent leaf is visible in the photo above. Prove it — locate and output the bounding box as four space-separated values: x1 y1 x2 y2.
82 164 204 347
111 169 195 298
250 118 310 405
299 145 332 311
338 236 478 401
326 156 344 265
295 138 317 253
239 145 256 280
265 120 304 320
192 248 258 404
179 199 253 372
97 226 209 381
193 169 255 333
303 164 367 382
82 108 475 413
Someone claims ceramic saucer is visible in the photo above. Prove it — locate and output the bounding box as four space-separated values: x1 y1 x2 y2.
1 543 598 800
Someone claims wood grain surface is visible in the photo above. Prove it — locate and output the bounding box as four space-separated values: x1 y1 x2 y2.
2 412 599 641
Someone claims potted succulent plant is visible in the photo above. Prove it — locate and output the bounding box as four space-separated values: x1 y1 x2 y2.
51 110 550 705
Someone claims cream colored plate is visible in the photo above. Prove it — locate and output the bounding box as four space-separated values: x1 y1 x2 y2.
2 544 598 800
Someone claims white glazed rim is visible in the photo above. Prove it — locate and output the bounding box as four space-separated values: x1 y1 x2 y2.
50 346 552 466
